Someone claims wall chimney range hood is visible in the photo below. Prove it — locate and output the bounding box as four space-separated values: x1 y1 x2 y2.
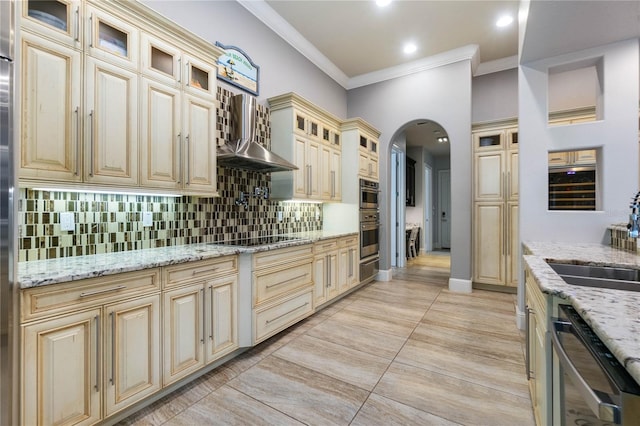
217 93 298 173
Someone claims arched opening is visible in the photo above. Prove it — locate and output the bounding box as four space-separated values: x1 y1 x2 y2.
389 119 451 271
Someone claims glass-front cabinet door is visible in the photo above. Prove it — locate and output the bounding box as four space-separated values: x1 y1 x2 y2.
141 33 181 87
86 5 138 70
21 0 82 48
184 54 215 98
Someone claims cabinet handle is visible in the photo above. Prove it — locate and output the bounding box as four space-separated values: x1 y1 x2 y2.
110 311 115 385
185 135 190 185
349 249 354 278
525 306 533 380
89 110 95 177
209 285 214 341
177 58 181 83
265 302 309 324
74 7 79 42
306 165 311 196
186 62 190 86
79 285 126 298
331 170 335 198
74 107 80 176
89 14 93 47
266 273 308 289
176 133 182 184
201 288 205 344
507 171 511 199
309 165 313 195
193 267 219 276
94 315 100 392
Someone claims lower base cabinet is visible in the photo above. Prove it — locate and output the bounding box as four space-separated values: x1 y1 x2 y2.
163 259 238 386
314 236 358 307
22 293 161 426
525 265 551 426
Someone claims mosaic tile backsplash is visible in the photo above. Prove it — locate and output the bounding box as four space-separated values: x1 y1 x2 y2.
18 87 322 262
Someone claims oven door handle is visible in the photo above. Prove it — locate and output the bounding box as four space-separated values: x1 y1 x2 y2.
551 320 620 423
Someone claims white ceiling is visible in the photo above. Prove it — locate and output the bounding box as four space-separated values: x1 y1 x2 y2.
265 0 519 77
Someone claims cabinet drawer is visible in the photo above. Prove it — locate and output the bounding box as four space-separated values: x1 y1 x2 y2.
21 269 160 322
164 256 237 288
339 236 358 247
254 288 313 344
254 261 312 305
314 239 339 254
253 245 313 270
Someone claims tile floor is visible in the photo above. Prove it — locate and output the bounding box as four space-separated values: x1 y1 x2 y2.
117 258 534 426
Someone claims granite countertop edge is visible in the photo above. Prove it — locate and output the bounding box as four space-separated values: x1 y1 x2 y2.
523 241 640 385
19 230 358 289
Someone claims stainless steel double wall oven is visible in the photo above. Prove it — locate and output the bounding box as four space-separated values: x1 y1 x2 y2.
359 179 380 283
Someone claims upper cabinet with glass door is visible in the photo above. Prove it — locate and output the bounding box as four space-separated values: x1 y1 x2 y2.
141 34 216 98
20 0 82 48
86 5 138 70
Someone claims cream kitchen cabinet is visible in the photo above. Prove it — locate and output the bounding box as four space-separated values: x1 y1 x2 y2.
18 0 223 195
525 265 552 426
19 1 139 187
162 257 238 386
252 245 314 344
341 118 381 185
338 235 358 292
19 31 83 183
268 93 342 202
137 29 219 195
313 239 339 306
21 269 162 425
472 125 519 287
313 235 359 307
548 149 597 168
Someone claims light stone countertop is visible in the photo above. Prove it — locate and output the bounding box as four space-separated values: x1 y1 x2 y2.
18 230 358 289
523 241 640 385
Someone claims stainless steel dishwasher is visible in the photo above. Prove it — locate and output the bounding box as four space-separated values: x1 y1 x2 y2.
551 304 640 425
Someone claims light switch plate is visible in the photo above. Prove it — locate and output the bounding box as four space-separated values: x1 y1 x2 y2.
295 211 301 221
60 212 75 231
143 211 153 227
277 211 283 222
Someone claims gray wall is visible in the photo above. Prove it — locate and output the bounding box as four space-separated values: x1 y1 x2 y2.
347 60 472 285
472 69 518 123
143 0 347 116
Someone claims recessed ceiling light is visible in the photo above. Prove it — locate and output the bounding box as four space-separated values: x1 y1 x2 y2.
403 43 417 54
496 15 514 27
376 0 392 7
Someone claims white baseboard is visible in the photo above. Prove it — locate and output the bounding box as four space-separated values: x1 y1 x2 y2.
515 305 526 331
376 269 392 282
448 278 472 293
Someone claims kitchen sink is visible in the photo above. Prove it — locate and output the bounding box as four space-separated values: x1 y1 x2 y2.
547 262 640 292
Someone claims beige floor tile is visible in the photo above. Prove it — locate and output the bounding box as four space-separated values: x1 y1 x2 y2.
306 316 408 359
331 307 418 338
352 393 461 426
163 385 303 426
345 296 428 322
228 356 369 425
374 362 535 426
424 303 521 340
273 334 392 390
434 289 516 313
412 320 525 365
396 338 530 398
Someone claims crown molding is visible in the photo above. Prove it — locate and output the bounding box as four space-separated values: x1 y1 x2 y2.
474 55 518 76
239 0 508 90
347 44 479 89
237 0 349 88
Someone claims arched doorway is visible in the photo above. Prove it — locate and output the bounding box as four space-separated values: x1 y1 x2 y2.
389 119 451 269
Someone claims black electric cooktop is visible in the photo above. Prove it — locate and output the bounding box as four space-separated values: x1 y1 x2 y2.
210 235 303 247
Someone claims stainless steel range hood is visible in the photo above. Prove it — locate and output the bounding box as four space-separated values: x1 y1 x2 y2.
217 93 298 173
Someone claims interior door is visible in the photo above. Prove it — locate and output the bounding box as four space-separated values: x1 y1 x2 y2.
439 169 451 249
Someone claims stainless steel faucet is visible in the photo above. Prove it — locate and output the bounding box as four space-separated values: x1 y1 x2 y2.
235 191 249 208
